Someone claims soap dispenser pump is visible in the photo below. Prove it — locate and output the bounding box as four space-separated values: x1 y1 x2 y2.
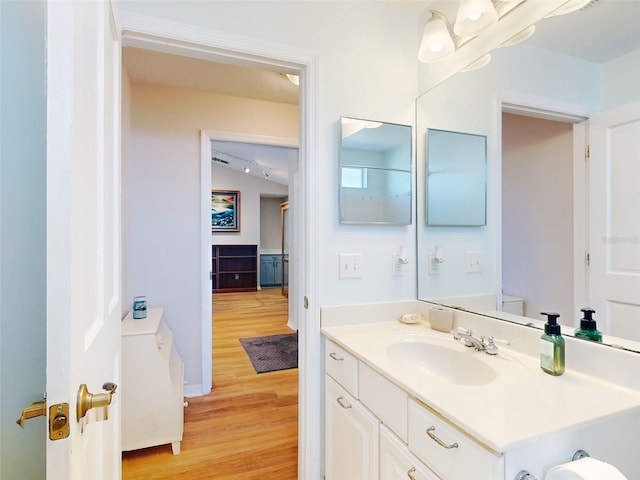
540 312 565 376
574 307 602 342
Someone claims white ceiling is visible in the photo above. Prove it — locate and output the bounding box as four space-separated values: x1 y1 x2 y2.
211 140 296 186
122 0 639 185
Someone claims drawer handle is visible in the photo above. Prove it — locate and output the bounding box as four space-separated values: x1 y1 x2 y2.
336 396 352 409
426 426 459 449
407 467 417 480
329 352 344 361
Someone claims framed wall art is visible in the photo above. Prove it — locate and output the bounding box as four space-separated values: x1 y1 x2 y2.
211 190 240 232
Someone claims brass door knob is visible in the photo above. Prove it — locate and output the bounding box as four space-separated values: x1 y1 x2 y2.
76 382 117 422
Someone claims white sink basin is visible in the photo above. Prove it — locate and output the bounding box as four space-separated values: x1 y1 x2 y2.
386 339 497 386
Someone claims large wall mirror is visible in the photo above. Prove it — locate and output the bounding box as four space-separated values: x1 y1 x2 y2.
416 1 640 352
339 117 412 225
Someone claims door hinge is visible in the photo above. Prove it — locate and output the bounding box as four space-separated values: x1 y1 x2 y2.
585 144 590 160
586 253 590 267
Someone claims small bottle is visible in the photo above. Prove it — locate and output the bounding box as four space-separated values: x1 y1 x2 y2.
540 312 565 376
132 296 147 319
574 307 602 342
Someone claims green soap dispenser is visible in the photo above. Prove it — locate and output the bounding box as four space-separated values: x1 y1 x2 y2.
540 312 565 376
574 307 602 342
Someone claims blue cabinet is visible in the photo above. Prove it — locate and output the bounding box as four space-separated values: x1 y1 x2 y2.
260 254 282 287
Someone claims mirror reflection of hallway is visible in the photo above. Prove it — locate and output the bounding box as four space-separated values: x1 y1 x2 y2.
501 112 575 322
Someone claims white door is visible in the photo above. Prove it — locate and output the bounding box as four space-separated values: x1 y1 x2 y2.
589 100 640 340
46 1 122 479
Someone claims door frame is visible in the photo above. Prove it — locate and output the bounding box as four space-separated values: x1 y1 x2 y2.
201 129 298 395
495 90 594 316
120 12 321 478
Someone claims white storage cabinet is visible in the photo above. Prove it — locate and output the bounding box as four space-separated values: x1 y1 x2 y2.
121 307 184 454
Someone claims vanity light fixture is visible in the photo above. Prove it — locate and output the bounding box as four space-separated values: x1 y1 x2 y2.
418 11 456 63
417 0 534 64
454 0 498 37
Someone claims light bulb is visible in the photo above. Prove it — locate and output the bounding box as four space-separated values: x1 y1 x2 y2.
454 0 498 37
418 11 455 63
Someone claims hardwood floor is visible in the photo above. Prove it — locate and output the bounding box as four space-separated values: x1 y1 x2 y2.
122 288 298 479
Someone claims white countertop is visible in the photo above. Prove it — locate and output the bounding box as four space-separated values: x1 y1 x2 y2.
322 320 640 452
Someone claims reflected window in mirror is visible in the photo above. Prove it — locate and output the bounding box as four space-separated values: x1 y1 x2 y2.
426 128 487 226
339 117 412 225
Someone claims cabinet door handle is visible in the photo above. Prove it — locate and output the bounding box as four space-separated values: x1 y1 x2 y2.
407 467 417 480
426 426 458 449
336 396 352 409
329 352 344 361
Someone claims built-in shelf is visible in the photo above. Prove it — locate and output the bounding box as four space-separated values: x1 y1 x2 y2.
212 245 258 293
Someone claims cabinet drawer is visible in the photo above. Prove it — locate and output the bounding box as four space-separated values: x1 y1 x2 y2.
380 425 440 480
325 340 358 396
408 399 503 480
360 363 408 442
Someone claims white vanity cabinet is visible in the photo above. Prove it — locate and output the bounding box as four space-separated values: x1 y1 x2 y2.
323 318 640 479
325 339 439 480
121 307 184 454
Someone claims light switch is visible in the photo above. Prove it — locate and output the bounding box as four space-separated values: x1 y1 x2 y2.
465 251 482 273
339 254 362 279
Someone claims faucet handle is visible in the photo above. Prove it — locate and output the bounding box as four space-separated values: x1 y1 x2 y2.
484 336 510 355
452 327 471 345
454 326 472 336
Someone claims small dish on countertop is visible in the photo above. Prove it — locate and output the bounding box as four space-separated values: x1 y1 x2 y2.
399 313 424 324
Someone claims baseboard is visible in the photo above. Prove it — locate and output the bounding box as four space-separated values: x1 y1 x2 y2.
184 384 206 398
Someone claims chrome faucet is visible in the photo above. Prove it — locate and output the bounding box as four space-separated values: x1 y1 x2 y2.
453 328 509 355
453 328 486 351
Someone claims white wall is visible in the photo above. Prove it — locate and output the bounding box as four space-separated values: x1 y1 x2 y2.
603 49 640 109
125 82 297 386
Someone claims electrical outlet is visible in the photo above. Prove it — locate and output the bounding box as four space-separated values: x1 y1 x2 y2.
339 254 362 279
392 254 404 276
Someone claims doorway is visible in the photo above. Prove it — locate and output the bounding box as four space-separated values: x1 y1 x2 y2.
499 98 589 325
501 112 575 321
121 15 320 477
